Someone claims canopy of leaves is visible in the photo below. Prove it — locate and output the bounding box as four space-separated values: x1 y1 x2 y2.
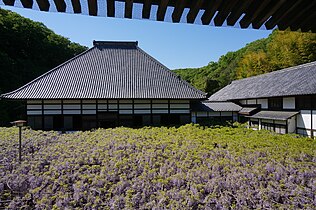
0 9 87 125
174 30 316 96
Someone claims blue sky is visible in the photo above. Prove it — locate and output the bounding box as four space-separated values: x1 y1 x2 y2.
2 5 272 69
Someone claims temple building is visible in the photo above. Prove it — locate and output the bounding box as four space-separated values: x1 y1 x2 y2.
1 41 207 130
208 61 316 138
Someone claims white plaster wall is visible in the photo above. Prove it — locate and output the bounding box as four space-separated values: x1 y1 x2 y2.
170 110 190 114
233 113 238 121
43 100 61 104
192 115 197 123
44 110 62 115
170 104 190 109
27 100 192 116
27 105 42 110
44 105 61 109
170 100 189 104
82 104 97 109
152 100 168 103
257 99 268 109
63 104 80 109
134 100 150 103
274 120 286 125
63 100 80 104
119 110 132 114
239 100 247 105
119 104 132 109
27 100 41 104
134 110 151 114
297 110 312 129
27 110 42 115
98 104 107 110
221 112 233 116
152 110 168 114
288 116 296 133
152 104 168 108
313 111 316 129
82 110 96 114
261 119 273 123
64 110 80 114
134 104 150 109
247 99 256 105
197 112 208 117
82 100 96 104
283 97 295 109
208 112 221 116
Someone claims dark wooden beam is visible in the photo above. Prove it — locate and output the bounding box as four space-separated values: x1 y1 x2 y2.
239 0 272 29
157 0 169 21
172 0 187 23
278 0 315 31
71 0 81 13
252 0 285 29
213 0 239 26
142 0 152 19
201 0 221 25
3 0 15 6
107 0 115 17
293 12 316 32
36 0 50 11
53 0 66 12
186 0 203 24
265 0 302 30
226 0 252 26
87 0 97 16
125 0 133 19
20 0 33 8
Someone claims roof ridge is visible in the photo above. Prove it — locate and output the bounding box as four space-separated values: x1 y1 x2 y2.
135 46 207 98
93 40 138 47
232 61 316 84
1 47 93 98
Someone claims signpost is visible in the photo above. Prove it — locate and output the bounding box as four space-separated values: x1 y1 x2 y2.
11 120 27 162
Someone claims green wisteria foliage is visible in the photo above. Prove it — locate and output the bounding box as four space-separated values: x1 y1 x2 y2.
0 124 315 209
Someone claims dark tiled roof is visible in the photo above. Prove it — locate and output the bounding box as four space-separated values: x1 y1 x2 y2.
246 111 299 121
209 62 316 101
238 107 260 115
1 41 206 100
192 101 242 112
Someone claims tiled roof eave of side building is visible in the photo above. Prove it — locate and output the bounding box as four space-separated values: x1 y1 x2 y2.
209 61 316 102
1 41 207 100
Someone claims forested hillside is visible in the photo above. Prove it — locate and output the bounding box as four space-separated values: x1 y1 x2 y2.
174 30 316 95
0 9 87 125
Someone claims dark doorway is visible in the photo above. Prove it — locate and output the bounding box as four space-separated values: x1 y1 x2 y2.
98 112 118 128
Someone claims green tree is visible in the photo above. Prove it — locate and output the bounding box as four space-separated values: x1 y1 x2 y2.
0 8 87 125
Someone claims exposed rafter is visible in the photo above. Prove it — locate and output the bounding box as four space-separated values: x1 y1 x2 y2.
142 0 151 19
172 0 187 23
53 0 66 12
107 0 115 17
186 0 203 24
87 0 97 16
2 0 315 32
20 0 33 8
201 0 221 25
157 0 168 21
71 0 81 13
125 0 133 18
213 0 239 27
36 0 50 11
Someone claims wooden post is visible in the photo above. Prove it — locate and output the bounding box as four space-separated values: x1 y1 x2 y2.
19 126 22 162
